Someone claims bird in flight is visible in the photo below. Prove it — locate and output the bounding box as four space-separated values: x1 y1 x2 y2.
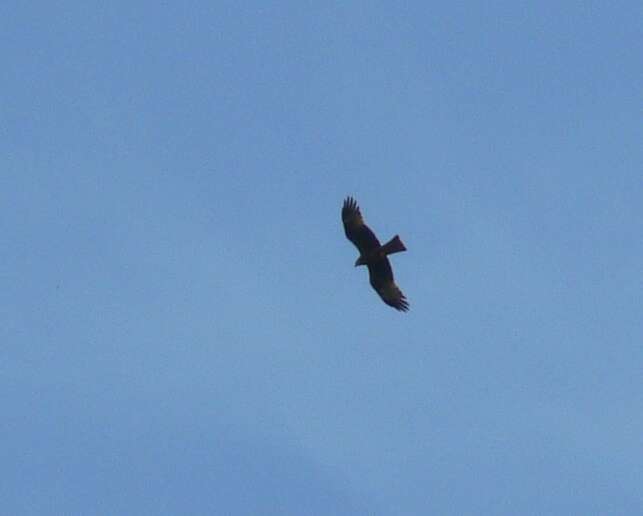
341 196 409 311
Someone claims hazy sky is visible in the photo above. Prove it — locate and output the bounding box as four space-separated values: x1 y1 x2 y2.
3 2 642 514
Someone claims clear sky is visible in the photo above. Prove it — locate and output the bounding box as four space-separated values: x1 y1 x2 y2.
2 2 642 514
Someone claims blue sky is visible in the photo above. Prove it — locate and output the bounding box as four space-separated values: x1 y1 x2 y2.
2 2 642 514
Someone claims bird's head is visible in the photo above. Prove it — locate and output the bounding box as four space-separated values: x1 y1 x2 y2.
354 256 366 267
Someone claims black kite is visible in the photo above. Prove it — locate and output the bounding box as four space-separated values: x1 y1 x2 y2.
342 196 409 311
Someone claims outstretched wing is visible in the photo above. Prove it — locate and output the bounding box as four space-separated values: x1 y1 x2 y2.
342 197 381 255
367 258 409 311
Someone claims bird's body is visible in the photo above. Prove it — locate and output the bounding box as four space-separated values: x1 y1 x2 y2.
341 197 409 311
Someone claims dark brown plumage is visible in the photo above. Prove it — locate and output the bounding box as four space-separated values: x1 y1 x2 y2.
342 196 409 311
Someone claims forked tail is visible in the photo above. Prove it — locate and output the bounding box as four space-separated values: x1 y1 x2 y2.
380 235 407 256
